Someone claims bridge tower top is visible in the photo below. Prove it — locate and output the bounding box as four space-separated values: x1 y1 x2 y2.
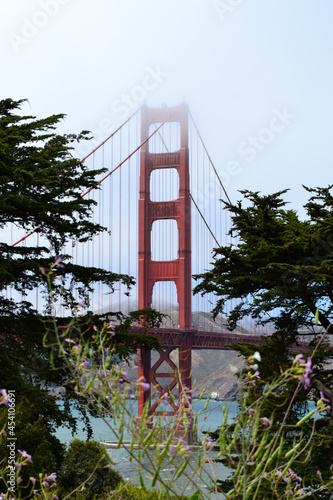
138 103 192 329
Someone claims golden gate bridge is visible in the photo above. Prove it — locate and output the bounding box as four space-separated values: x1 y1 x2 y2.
6 102 284 440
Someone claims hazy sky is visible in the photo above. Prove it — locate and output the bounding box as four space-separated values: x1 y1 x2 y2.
2 0 333 214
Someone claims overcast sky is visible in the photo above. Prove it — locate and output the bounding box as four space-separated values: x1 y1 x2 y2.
2 0 333 215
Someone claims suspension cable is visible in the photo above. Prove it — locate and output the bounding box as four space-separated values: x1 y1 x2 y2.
190 193 220 247
11 107 180 248
188 110 232 205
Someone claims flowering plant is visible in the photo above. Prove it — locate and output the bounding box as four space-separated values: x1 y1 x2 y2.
1 267 333 498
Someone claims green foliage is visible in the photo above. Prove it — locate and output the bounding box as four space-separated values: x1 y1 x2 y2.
194 187 333 494
0 98 162 482
112 482 191 499
57 439 122 499
209 351 333 498
0 98 131 438
193 188 333 413
0 398 65 492
194 187 333 335
1 341 333 499
0 97 133 320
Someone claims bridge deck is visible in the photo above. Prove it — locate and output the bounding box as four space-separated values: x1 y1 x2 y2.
141 328 267 349
134 328 316 350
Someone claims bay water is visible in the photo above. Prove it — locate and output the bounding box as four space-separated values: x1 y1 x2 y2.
55 399 236 497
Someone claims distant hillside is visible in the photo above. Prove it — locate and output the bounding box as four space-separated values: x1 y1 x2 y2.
122 307 254 400
124 348 243 400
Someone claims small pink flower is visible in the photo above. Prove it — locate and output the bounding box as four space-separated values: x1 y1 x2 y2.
108 321 116 336
18 449 33 463
295 354 305 364
54 256 64 269
302 357 312 390
320 391 330 404
0 389 9 405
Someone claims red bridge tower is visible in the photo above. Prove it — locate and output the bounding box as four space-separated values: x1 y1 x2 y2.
137 103 193 441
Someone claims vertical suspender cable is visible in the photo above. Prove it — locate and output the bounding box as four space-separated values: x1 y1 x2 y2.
36 232 39 311
119 128 122 312
109 136 113 313
128 122 131 314
136 115 139 310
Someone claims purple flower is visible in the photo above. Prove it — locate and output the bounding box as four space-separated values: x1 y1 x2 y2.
202 436 214 450
301 357 312 390
18 449 33 463
295 354 305 364
30 477 36 485
288 468 302 484
320 391 330 404
40 267 45 275
72 344 81 355
260 417 272 426
118 372 128 383
54 256 65 269
15 462 22 469
316 470 322 478
248 408 256 416
137 378 149 391
108 321 116 337
80 358 90 368
159 392 171 405
254 370 260 379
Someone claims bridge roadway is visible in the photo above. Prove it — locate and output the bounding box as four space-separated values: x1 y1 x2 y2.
138 327 267 349
132 327 315 350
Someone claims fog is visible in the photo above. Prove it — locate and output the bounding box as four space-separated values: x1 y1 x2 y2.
3 0 333 214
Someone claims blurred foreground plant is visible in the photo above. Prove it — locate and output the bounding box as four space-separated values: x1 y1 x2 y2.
1 266 333 498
